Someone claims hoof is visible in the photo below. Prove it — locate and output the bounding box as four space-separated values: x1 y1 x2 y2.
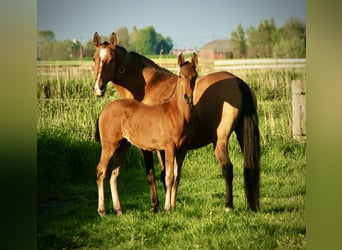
150 207 158 214
98 210 106 217
225 207 234 212
116 210 123 216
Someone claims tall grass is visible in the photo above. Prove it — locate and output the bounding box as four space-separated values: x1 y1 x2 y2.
37 63 306 249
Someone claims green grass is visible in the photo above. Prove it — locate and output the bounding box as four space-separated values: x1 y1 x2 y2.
37 63 306 249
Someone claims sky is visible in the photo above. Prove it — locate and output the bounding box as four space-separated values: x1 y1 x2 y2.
37 0 306 49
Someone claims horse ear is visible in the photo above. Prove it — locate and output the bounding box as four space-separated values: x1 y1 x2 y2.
109 32 117 47
93 32 101 47
192 52 198 67
178 53 185 66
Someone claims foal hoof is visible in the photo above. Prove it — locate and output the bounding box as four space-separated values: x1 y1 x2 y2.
116 210 123 216
98 210 106 217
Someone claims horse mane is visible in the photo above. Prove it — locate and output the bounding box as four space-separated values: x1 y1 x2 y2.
115 45 174 76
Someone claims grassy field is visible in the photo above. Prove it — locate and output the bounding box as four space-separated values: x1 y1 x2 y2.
37 61 306 249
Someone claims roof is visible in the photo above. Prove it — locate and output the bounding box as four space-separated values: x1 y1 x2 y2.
201 39 233 52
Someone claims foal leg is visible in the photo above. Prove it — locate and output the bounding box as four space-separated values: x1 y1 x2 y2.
164 147 175 212
171 148 187 209
142 150 159 213
109 140 131 215
97 142 118 216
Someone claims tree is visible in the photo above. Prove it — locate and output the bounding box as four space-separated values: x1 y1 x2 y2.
273 36 305 58
135 26 157 54
128 26 138 51
246 18 277 58
231 23 246 58
84 39 96 58
39 39 73 60
37 30 55 42
155 36 173 54
116 26 129 48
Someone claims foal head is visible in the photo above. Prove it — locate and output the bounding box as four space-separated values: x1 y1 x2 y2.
93 32 118 96
177 53 198 105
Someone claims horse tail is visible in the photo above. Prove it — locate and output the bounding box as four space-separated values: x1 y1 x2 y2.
239 82 261 211
95 118 100 142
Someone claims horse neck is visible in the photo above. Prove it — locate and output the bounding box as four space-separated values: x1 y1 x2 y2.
114 48 177 103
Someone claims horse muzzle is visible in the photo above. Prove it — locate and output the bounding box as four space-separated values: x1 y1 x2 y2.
93 82 106 96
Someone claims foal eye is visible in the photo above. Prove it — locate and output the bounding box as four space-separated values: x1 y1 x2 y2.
178 75 182 79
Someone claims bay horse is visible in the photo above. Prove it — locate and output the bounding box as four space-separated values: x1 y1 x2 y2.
93 32 260 212
95 53 198 215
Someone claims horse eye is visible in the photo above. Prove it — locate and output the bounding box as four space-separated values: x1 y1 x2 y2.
92 57 95 62
178 75 182 79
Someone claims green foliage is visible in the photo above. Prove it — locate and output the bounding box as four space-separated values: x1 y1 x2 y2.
37 26 173 60
135 26 157 55
37 63 306 249
273 37 306 58
37 30 55 42
232 17 306 58
134 26 173 54
231 23 246 58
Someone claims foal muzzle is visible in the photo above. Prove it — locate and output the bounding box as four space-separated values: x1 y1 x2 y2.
184 94 193 105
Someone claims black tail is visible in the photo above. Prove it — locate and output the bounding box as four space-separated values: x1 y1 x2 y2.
95 118 100 142
239 82 261 211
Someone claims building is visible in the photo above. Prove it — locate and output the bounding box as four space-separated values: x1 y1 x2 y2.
200 39 233 60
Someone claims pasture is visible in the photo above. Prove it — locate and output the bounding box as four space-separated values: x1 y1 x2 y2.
37 59 306 249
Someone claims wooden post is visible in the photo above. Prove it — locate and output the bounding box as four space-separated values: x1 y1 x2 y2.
292 80 306 141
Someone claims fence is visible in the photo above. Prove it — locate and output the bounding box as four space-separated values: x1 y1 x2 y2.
158 58 306 73
213 58 306 71
292 80 306 141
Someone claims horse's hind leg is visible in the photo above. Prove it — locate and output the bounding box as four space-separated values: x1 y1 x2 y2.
214 103 239 211
142 150 160 213
214 138 234 211
109 140 131 215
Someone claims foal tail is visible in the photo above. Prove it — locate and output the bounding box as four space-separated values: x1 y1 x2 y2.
238 82 261 211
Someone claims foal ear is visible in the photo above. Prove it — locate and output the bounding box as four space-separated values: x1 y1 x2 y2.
192 52 198 67
93 32 101 47
109 32 117 47
178 53 185 66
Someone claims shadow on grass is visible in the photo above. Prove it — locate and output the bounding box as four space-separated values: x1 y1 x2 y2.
37 132 160 249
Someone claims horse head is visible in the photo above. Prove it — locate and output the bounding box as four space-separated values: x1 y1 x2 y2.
92 32 118 96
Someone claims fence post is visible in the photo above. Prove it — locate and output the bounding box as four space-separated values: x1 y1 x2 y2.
292 80 306 141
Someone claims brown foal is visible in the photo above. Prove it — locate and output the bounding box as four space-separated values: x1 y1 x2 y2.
96 53 198 215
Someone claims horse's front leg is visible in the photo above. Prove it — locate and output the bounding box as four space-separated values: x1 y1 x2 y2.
156 150 166 190
142 150 159 213
164 147 175 212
